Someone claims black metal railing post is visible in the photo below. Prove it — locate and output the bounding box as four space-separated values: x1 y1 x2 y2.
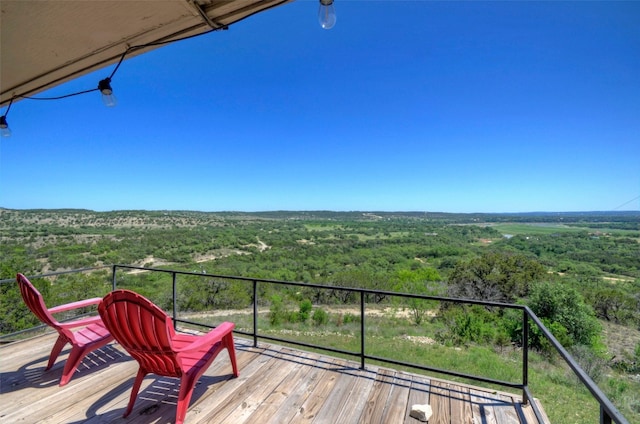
172 272 178 331
522 308 530 405
360 290 365 370
602 405 613 424
253 279 258 347
111 265 117 290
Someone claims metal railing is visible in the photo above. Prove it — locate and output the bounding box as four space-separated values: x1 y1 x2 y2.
0 265 630 424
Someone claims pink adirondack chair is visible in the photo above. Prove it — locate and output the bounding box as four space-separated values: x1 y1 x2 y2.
98 289 239 424
16 273 113 386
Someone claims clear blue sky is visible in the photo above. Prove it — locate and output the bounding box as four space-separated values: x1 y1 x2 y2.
1 1 638 213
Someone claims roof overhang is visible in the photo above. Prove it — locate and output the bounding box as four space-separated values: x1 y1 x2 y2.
0 0 293 106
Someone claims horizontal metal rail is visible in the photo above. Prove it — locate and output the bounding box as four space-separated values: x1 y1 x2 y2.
0 265 110 285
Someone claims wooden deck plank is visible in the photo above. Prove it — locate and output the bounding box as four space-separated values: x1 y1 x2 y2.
192 346 292 423
241 349 320 423
358 367 396 424
0 333 550 424
39 371 136 424
0 341 127 415
380 370 412 423
184 344 284 423
180 345 256 417
0 333 90 404
403 373 431 424
0 350 63 410
330 365 380 423
288 357 348 423
493 392 527 424
63 339 258 424
430 380 453 424
0 333 58 367
103 340 250 424
2 344 133 423
470 387 499 424
259 352 334 424
310 361 370 423
215 348 311 424
450 383 474 424
534 399 551 424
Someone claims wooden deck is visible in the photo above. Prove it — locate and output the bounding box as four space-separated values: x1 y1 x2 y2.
0 332 549 424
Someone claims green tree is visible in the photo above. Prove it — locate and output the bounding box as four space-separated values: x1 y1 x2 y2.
527 282 602 349
586 287 636 324
436 304 509 346
394 267 443 325
447 252 546 302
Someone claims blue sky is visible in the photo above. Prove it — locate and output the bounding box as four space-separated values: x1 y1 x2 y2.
1 1 638 213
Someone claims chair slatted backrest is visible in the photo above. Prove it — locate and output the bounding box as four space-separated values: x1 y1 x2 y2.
17 273 68 328
99 290 181 376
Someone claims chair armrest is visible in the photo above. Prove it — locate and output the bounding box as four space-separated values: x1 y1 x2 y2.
58 315 103 329
174 322 235 353
48 297 102 314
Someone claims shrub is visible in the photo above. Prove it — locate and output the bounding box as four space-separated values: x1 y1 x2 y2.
299 299 312 322
436 305 508 346
269 294 286 326
570 344 606 383
343 312 359 324
527 282 602 349
312 308 328 326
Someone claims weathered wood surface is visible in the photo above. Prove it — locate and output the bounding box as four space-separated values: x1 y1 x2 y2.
0 332 549 424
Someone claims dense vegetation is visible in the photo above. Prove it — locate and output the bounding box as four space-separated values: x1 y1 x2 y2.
1 208 639 422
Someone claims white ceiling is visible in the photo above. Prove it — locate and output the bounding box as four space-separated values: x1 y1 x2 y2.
0 0 292 106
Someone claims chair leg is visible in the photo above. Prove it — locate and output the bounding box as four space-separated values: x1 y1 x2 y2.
224 332 239 377
175 374 198 424
46 334 68 371
58 345 89 386
124 368 148 418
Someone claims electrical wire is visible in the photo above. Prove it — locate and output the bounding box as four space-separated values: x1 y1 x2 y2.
0 0 293 118
612 195 640 211
1 21 230 110
18 88 99 101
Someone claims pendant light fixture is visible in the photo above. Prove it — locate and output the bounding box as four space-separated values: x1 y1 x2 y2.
98 78 117 107
1 97 13 137
318 0 336 30
0 115 11 137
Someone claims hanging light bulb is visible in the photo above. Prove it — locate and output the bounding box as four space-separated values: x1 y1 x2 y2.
0 116 11 137
98 78 117 107
318 0 336 30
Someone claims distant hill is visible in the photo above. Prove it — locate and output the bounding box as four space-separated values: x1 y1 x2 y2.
1 207 638 224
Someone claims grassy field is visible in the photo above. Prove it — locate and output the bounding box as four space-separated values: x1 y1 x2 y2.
489 223 591 236
490 222 639 237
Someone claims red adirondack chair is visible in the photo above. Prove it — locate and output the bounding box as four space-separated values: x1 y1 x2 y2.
98 289 239 424
16 273 113 386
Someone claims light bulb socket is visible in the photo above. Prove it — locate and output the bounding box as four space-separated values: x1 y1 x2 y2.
0 115 11 137
98 78 117 107
98 78 113 95
320 0 333 5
